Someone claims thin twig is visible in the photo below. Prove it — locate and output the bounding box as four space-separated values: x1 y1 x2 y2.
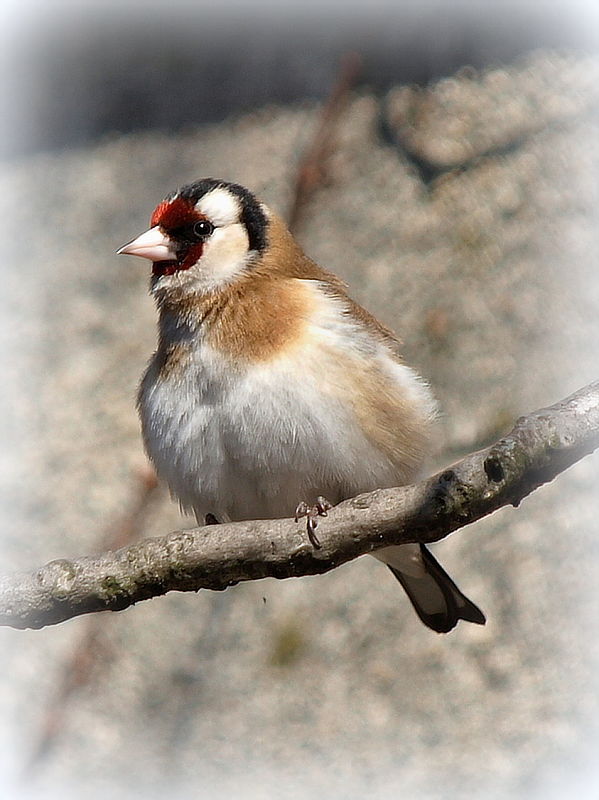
25 465 160 769
287 52 362 232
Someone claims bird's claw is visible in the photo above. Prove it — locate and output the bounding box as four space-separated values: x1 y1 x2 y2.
294 496 332 549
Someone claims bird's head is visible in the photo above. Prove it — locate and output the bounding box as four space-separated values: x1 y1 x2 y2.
118 178 269 295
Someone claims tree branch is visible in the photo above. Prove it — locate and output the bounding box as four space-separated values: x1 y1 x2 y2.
2 381 598 630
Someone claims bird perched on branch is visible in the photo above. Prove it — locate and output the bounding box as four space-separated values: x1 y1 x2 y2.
118 178 485 633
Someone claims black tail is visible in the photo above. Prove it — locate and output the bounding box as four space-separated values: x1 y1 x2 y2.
388 544 486 633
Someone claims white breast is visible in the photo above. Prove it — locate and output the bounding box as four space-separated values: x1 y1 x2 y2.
139 284 436 523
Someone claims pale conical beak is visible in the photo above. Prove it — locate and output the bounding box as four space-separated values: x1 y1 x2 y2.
117 226 177 262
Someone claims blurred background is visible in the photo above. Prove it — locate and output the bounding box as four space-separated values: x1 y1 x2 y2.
1 1 599 798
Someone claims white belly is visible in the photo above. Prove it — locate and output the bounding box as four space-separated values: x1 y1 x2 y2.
139 340 429 523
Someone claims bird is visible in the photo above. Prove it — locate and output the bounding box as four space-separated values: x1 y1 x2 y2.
118 177 485 633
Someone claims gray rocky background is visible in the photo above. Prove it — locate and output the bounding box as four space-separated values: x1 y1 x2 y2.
1 5 599 799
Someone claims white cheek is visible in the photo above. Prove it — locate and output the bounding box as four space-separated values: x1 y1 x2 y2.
152 223 252 296
194 223 251 290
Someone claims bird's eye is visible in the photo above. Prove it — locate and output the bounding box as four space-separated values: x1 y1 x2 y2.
192 220 214 239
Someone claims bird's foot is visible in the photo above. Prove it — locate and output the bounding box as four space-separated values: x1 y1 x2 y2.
294 496 332 549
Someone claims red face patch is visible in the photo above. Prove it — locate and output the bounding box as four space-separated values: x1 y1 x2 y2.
150 197 197 229
151 242 205 277
150 196 209 277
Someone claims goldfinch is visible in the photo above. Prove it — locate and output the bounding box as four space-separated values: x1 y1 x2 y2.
118 178 485 633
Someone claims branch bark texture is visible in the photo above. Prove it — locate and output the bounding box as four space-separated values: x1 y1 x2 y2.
2 381 598 630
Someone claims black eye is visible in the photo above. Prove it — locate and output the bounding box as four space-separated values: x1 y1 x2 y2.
192 220 214 239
